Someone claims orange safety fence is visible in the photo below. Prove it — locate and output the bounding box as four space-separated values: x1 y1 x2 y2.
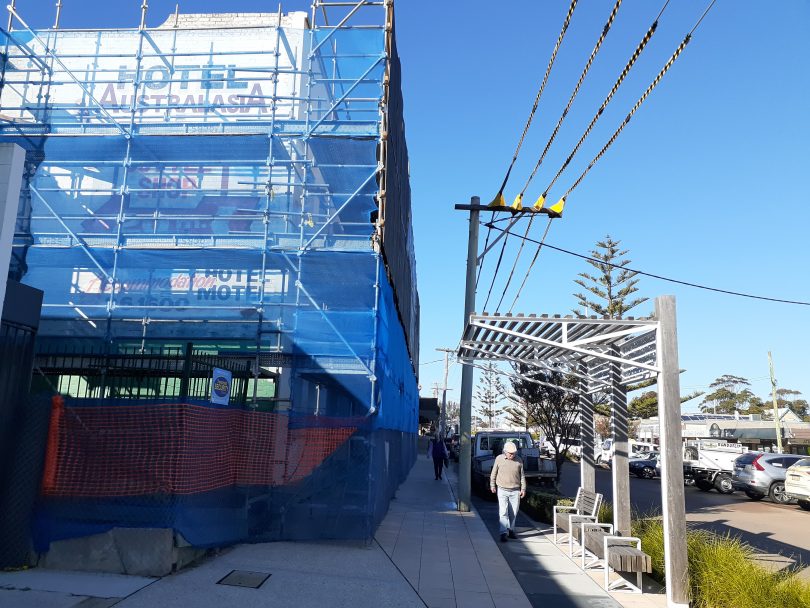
41 394 64 493
40 402 357 497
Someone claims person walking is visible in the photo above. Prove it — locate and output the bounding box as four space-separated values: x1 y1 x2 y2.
429 435 449 480
490 441 526 542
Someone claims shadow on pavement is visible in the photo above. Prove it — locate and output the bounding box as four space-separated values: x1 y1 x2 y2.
688 518 810 574
470 489 623 608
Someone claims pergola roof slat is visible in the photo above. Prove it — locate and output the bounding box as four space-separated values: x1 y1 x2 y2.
458 312 661 385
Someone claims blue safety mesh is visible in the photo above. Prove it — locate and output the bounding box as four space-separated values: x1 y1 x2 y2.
1 11 419 551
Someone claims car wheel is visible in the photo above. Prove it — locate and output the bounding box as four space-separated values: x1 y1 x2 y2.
744 490 765 501
695 479 713 492
769 482 792 504
798 500 810 511
714 475 734 494
641 466 655 479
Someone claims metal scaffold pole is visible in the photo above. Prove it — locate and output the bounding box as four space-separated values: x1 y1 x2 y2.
457 195 479 512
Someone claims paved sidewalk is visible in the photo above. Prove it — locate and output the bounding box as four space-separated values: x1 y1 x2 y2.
0 455 665 608
454 465 667 608
375 456 532 608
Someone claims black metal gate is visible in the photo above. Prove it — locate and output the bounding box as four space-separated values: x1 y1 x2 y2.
0 281 45 568
34 342 252 405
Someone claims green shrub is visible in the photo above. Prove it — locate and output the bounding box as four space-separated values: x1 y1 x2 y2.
598 500 613 525
521 488 569 524
632 517 810 608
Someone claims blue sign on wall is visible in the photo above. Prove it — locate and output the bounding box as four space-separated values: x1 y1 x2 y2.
210 368 233 405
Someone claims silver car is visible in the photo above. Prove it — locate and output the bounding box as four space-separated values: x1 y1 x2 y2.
731 452 805 503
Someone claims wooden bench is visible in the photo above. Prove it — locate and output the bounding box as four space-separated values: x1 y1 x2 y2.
552 487 603 547
575 521 652 593
571 520 611 566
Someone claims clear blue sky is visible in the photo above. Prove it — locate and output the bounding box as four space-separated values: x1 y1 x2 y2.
12 1 810 413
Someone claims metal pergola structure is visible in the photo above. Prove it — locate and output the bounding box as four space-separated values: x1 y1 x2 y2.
455 297 690 607
459 312 659 385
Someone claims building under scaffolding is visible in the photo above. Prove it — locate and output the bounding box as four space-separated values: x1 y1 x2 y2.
0 0 418 565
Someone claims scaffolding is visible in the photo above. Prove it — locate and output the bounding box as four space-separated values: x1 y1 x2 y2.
1 0 417 403
0 1 419 548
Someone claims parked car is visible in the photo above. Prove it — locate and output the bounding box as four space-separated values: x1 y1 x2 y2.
785 457 810 511
470 430 556 492
543 436 582 458
596 438 612 467
629 451 661 479
631 441 657 457
731 452 805 503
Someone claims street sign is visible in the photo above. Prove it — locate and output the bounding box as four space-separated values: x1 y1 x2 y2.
211 367 232 405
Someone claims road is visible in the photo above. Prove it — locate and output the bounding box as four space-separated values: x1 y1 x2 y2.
554 462 810 578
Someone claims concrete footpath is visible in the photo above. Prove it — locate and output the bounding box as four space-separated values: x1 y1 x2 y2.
0 457 664 608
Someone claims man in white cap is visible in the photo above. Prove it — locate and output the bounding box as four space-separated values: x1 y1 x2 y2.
490 441 526 542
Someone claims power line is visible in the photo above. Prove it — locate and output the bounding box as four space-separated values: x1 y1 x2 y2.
689 0 716 35
478 0 714 313
482 227 509 311
489 0 707 314
492 0 623 311
493 213 538 312
419 358 444 366
560 33 693 204
515 0 623 208
540 6 662 201
555 0 717 209
483 223 810 306
478 0 577 290
507 219 553 313
478 0 669 307
489 0 578 207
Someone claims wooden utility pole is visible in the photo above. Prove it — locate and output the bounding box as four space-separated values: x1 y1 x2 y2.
456 196 479 512
769 351 783 454
656 296 689 608
437 348 454 439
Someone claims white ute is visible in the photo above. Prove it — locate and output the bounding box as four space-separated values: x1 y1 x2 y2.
470 430 557 490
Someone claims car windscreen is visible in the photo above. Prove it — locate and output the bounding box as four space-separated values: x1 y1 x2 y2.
495 437 532 449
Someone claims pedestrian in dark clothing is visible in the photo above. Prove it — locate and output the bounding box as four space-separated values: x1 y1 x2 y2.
428 435 449 480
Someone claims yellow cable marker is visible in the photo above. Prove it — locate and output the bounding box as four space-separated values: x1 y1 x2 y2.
488 192 506 208
532 194 546 211
510 193 523 211
548 196 565 218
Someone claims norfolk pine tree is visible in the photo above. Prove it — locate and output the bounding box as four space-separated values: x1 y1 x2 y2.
573 235 648 417
475 362 507 428
573 235 647 319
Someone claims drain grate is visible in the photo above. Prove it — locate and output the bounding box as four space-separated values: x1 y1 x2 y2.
216 570 271 589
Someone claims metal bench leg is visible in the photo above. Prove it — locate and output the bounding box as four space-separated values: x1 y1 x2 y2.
603 537 644 594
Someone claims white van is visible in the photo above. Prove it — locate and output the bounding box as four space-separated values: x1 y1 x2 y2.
543 436 582 458
597 439 657 466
